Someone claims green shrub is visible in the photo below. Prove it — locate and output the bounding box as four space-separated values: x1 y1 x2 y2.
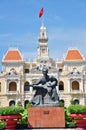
59 101 64 107
70 98 75 105
0 120 5 130
17 101 23 107
26 103 33 109
0 106 24 116
18 103 32 125
66 121 76 128
68 105 86 114
66 105 86 128
19 109 28 124
65 107 76 128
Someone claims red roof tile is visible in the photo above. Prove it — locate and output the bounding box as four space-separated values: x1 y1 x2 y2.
65 49 84 61
3 49 22 61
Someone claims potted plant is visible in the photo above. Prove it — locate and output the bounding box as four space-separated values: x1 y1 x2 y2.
68 105 86 130
0 106 24 130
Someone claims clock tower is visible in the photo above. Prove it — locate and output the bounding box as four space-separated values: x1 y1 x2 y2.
37 24 49 59
34 24 55 69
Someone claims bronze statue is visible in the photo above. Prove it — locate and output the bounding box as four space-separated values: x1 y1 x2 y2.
30 67 59 106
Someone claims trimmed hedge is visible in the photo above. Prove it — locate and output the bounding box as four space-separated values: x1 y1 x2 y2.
68 105 86 114
0 106 24 116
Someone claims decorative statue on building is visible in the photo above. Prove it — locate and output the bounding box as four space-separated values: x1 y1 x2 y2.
30 67 59 106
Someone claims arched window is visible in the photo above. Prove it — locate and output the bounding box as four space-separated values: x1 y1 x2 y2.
42 32 44 37
72 81 79 90
24 82 30 91
9 82 17 91
74 99 79 105
25 69 29 73
59 81 64 91
9 100 15 106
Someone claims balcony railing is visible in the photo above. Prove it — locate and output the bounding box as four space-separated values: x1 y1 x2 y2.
70 90 83 94
7 91 18 95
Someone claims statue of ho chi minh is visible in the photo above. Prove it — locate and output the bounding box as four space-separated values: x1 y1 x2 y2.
30 67 59 107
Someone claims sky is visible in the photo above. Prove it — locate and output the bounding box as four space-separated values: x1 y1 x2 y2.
0 0 86 71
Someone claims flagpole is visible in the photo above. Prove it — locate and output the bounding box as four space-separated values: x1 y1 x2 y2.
39 7 44 27
42 7 44 27
42 16 44 27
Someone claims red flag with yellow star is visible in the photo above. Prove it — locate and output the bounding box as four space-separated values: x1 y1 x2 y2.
39 7 44 18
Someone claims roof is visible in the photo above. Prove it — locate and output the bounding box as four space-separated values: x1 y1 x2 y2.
3 48 23 61
65 49 84 61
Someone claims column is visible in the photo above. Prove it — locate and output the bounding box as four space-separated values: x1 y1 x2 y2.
68 79 70 93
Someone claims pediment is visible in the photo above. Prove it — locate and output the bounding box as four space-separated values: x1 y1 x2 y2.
4 68 19 77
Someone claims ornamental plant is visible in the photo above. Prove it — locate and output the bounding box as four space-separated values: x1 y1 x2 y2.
65 107 76 128
0 120 5 130
17 101 23 107
17 103 32 129
18 103 32 125
0 106 24 116
68 105 86 114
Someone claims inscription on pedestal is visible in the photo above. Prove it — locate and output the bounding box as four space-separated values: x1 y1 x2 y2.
43 110 49 114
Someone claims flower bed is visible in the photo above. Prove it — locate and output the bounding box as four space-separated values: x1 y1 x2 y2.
68 105 86 130
0 106 24 130
70 114 86 126
0 114 22 130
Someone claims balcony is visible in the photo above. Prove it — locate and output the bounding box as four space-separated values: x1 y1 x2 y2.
58 90 64 93
6 91 18 95
70 90 83 94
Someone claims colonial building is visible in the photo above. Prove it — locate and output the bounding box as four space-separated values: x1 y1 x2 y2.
0 24 86 107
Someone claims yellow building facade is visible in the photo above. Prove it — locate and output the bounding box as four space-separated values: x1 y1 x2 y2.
0 25 86 107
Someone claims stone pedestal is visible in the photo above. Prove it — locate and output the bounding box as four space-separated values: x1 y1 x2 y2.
28 107 65 128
